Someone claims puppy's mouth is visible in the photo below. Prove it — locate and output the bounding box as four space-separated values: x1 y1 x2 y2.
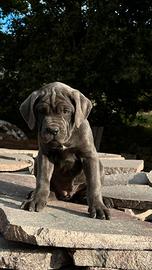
49 140 63 149
40 133 65 148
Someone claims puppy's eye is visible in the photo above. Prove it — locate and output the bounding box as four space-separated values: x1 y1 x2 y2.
38 107 48 114
63 109 71 114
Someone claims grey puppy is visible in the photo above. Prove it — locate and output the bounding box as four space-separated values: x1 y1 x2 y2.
20 82 110 219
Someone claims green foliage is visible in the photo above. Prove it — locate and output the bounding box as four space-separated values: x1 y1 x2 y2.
1 0 152 128
132 111 152 127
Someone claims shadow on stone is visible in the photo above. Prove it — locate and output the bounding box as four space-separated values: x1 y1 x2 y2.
48 204 88 218
0 180 33 199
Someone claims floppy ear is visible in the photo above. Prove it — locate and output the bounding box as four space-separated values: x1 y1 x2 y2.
72 91 92 128
19 91 40 130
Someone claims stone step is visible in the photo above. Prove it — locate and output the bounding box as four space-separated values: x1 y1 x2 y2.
0 148 38 158
98 153 124 159
0 154 34 172
103 185 152 210
0 159 31 172
1 231 151 270
0 173 151 270
72 183 152 211
75 160 144 185
73 249 152 270
0 173 152 211
101 159 144 174
0 196 152 250
0 148 124 160
0 173 35 198
104 172 152 186
1 171 150 189
0 234 70 270
0 150 143 176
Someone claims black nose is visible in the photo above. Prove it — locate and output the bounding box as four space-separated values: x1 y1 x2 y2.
46 127 59 135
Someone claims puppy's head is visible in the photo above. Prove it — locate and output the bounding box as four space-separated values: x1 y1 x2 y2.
20 82 92 147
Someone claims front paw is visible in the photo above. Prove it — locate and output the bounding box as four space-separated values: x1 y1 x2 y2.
21 192 48 212
88 197 110 220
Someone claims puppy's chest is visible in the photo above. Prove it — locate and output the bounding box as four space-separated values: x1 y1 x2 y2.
47 148 79 168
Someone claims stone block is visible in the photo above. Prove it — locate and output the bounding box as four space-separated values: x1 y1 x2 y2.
0 148 38 158
0 149 124 160
103 184 152 210
0 196 152 250
0 234 70 270
102 159 144 174
73 249 152 269
104 172 151 186
0 154 34 172
71 183 152 211
98 153 124 159
75 160 144 186
1 173 152 212
146 170 152 185
0 173 35 198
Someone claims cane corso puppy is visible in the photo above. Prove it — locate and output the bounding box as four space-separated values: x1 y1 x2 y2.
20 82 110 219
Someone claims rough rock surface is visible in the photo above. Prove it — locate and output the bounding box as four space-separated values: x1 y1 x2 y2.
75 160 144 186
75 160 144 185
102 159 144 174
0 149 144 175
0 154 34 172
0 235 70 270
0 149 125 160
0 120 27 141
98 153 124 159
1 173 152 211
1 171 150 191
104 172 152 186
0 148 38 158
146 170 152 185
103 184 152 210
73 249 152 269
0 170 152 270
0 173 35 198
0 196 152 250
71 182 152 210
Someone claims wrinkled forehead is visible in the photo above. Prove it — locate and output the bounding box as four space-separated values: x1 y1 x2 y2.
38 87 74 109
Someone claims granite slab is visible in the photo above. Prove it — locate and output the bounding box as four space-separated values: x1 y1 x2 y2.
0 196 151 250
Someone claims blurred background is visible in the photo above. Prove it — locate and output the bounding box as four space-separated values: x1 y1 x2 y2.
0 0 152 169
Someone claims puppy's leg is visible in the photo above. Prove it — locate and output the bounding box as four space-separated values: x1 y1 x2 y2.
21 151 54 211
23 157 38 201
83 154 110 220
